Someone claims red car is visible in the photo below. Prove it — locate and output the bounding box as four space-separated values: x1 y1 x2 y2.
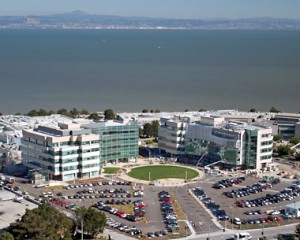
116 211 127 217
134 203 145 208
160 198 172 204
135 212 145 217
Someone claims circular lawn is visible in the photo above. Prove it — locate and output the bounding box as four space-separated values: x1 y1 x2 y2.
128 165 199 181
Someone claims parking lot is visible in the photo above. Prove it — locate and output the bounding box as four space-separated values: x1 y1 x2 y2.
11 179 184 239
3 160 300 239
193 173 300 229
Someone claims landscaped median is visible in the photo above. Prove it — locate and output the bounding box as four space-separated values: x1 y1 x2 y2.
103 167 120 174
127 165 199 181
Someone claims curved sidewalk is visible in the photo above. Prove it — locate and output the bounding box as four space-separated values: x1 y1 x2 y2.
117 164 204 187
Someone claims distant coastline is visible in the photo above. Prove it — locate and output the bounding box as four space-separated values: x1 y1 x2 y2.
0 11 300 30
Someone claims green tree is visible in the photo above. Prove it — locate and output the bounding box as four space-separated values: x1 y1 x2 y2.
0 112 3 116
275 144 292 156
143 123 153 137
88 112 100 121
139 127 144 137
38 108 50 116
151 120 160 138
27 109 38 116
270 107 281 113
154 109 160 113
104 109 115 120
142 109 149 113
277 236 284 240
290 137 300 145
27 109 50 116
273 134 283 142
249 108 257 112
48 110 55 115
70 108 79 118
0 232 14 240
10 204 75 240
199 108 206 112
80 109 90 115
75 207 106 238
57 108 70 117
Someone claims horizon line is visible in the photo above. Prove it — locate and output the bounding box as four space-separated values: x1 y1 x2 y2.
1 10 300 21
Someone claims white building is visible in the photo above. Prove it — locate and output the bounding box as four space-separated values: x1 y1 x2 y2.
285 201 300 218
158 117 190 155
21 122 100 181
186 117 273 170
158 116 273 170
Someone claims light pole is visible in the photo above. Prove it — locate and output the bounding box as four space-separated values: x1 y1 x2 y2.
81 219 83 240
148 147 151 160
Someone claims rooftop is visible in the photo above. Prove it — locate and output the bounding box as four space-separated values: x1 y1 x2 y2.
286 200 300 209
0 114 72 131
83 120 128 128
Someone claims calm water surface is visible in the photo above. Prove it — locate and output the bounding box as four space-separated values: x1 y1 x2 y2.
0 30 299 114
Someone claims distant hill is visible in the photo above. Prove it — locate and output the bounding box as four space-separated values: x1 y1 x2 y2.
0 11 300 30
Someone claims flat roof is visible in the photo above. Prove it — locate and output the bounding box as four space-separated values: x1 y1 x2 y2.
0 190 37 229
83 121 125 128
286 201 300 209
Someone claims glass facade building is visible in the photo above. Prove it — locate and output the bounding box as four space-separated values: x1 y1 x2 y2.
159 116 273 170
83 121 139 165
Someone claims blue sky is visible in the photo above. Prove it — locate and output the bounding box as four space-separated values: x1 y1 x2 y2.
0 0 299 19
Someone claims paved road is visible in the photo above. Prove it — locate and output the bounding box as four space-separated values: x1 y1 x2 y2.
11 173 300 240
183 222 298 240
171 186 220 235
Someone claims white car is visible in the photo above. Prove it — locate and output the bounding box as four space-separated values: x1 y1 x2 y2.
233 232 252 240
233 218 241 225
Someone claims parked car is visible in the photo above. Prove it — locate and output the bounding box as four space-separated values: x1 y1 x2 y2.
233 218 242 225
233 232 252 240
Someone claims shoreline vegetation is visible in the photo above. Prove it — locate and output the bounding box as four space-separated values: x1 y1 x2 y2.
0 106 290 118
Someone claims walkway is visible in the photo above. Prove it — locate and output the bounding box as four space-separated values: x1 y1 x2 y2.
105 157 205 187
98 229 136 240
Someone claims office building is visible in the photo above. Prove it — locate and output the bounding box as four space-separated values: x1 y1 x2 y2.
274 114 300 139
158 117 190 155
158 116 273 170
21 122 100 181
82 121 139 165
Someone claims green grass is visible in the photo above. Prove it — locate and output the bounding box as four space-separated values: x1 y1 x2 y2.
128 166 198 180
240 222 281 230
103 167 120 174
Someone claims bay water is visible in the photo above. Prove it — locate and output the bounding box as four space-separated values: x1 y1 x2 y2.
0 29 299 114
